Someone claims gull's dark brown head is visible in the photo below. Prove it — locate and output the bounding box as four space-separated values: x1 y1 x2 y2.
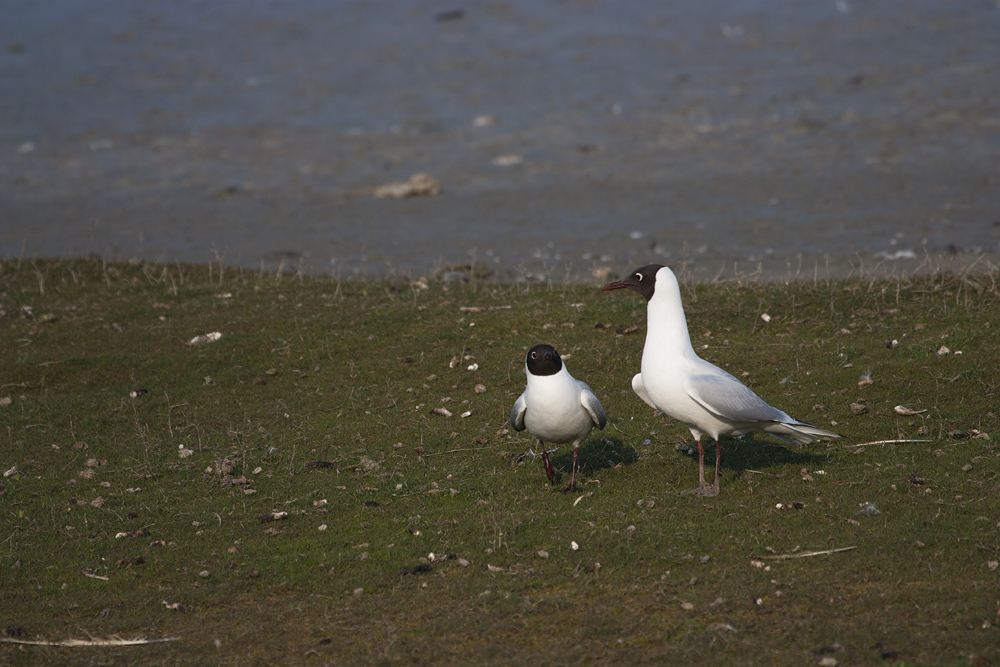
601 264 663 302
525 343 562 377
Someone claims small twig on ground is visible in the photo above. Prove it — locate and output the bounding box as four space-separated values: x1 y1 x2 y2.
283 488 320 505
847 439 932 448
458 306 512 313
760 546 857 560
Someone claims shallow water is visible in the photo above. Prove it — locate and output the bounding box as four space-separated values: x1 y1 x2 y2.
2 0 999 282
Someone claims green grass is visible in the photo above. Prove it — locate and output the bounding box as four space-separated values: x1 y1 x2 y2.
1 258 998 665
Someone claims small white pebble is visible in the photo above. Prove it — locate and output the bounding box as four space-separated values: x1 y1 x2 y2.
571 541 579 551
318 524 327 531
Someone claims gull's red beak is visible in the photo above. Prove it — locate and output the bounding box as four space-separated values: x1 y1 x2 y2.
602 279 630 291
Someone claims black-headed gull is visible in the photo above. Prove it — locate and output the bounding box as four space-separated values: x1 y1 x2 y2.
511 344 607 491
603 264 841 496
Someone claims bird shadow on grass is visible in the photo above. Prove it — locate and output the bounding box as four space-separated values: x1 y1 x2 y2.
549 436 638 483
675 434 831 481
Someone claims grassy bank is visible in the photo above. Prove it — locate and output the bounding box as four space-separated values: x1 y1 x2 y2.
1 258 998 666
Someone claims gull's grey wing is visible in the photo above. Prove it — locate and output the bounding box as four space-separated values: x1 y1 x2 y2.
631 373 659 410
684 373 792 424
510 392 527 431
579 385 607 430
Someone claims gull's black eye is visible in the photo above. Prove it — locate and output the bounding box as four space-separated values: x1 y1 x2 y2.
530 351 538 359
635 272 643 281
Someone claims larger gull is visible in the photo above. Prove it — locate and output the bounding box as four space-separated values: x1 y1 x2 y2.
603 264 841 496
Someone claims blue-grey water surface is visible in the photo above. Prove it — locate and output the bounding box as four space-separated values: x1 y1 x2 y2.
2 0 999 281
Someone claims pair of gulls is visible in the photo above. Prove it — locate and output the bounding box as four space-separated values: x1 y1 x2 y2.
511 264 841 496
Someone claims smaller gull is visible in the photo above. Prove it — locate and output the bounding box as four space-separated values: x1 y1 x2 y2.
511 344 607 491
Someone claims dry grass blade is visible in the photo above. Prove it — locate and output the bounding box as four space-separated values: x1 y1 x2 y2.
0 636 181 647
761 546 857 560
847 439 933 448
422 445 497 457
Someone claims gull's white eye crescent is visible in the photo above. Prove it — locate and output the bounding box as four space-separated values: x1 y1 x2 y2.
530 351 538 359
635 272 643 281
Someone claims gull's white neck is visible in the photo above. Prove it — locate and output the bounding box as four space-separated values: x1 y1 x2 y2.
645 266 695 356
